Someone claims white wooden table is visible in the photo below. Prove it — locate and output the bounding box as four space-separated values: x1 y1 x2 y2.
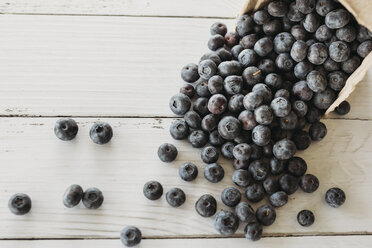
0 0 371 247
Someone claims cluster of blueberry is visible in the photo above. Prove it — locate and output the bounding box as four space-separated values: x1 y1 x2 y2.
63 184 104 209
158 0 362 241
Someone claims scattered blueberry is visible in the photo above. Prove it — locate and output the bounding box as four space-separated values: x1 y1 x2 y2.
143 181 163 200
269 191 288 207
221 187 241 207
201 146 219 164
8 193 32 215
82 187 104 209
158 143 178 162
335 101 351 115
244 222 263 241
300 174 319 193
195 194 217 217
179 162 198 181
256 204 276 226
120 226 142 247
166 188 186 207
63 184 83 208
181 63 199 83
325 187 346 208
297 210 315 227
204 163 224 183
54 118 78 141
89 122 113 145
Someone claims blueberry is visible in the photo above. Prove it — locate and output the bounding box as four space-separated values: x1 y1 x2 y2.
300 174 319 193
242 66 263 86
268 1 287 17
265 73 283 90
325 187 346 208
208 75 224 95
201 146 219 164
231 45 245 60
292 130 311 150
232 169 251 188
241 34 259 49
294 61 313 80
200 51 222 66
221 142 235 159
275 89 290 99
184 111 202 129
296 0 315 14
269 191 288 208
287 157 307 177
272 126 291 141
335 101 351 115
120 226 142 247
89 122 113 145
306 70 327 92
288 2 305 22
316 0 335 16
207 94 227 115
293 80 314 101
324 58 340 72
289 40 307 62
253 83 273 104
244 222 263 241
195 194 217 217
291 24 308 40
252 125 271 146
232 143 251 161
54 118 78 141
336 25 356 43
204 163 224 183
263 176 280 195
233 159 250 170
325 9 350 29
82 187 104 209
275 53 294 72
341 55 361 74
297 210 315 227
357 40 372 58
221 187 241 207
263 19 282 36
254 37 274 57
225 32 240 48
179 162 198 182
179 84 195 98
279 174 299 195
228 94 245 113
193 97 209 117
209 130 225 147
271 97 291 118
8 193 32 215
143 181 163 200
302 13 321 33
329 41 350 62
201 114 218 132
218 116 241 140
273 139 297 160
313 88 336 109
306 105 321 123
292 100 308 117
309 121 327 141
216 48 232 62
256 204 276 226
214 210 239 235
243 92 263 111
237 14 254 37
170 119 189 140
188 130 208 148
307 43 328 65
280 111 298 130
236 202 255 223
253 10 270 25
158 143 178 162
249 159 269 181
273 32 295 54
246 183 265 203
210 22 227 36
63 184 83 208
254 105 274 125
224 75 243 95
238 110 257 130
181 63 199 83
166 188 186 207
195 79 211 97
238 49 257 67
169 93 191 115
357 25 372 42
208 34 225 51
218 61 242 78
270 157 286 175
198 59 217 80
257 59 275 75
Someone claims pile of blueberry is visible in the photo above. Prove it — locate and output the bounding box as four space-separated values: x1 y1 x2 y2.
155 0 368 241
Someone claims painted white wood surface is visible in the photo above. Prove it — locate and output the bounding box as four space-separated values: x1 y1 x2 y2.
1 236 372 248
0 14 370 119
0 0 244 18
0 117 371 239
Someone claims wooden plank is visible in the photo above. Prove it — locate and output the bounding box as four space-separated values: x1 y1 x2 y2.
0 0 244 18
0 14 370 119
1 236 372 248
0 117 371 239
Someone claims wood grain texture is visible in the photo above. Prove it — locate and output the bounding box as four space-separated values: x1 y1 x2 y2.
2 236 372 248
0 14 370 119
0 117 371 239
0 0 244 17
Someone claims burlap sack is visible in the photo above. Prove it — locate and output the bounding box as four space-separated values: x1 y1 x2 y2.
239 0 372 115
